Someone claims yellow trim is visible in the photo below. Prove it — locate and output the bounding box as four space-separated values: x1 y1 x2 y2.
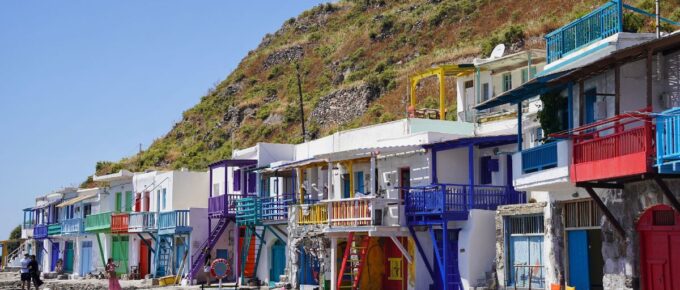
348 161 354 198
297 168 304 204
409 65 477 120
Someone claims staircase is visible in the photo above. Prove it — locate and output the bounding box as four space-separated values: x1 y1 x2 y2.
188 217 231 281
156 236 173 277
240 226 264 282
337 233 370 290
433 230 462 290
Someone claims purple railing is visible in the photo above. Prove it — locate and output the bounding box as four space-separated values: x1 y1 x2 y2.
208 194 241 216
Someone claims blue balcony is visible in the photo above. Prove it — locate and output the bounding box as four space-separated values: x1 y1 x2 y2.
545 1 622 64
405 184 526 225
656 107 680 173
235 197 259 226
33 224 48 240
261 195 295 224
158 210 191 235
521 142 558 173
61 218 84 236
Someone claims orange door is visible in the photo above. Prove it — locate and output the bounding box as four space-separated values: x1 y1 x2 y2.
139 240 149 278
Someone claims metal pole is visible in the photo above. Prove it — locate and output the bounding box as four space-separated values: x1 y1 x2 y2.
656 0 661 38
296 63 307 142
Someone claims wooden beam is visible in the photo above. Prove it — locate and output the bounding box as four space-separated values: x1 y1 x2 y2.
408 226 436 283
583 187 626 237
575 182 624 189
389 235 413 264
653 177 680 213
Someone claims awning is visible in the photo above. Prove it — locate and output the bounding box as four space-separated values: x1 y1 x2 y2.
423 135 517 151
32 200 61 210
56 193 97 208
315 144 425 162
475 69 573 111
265 158 329 172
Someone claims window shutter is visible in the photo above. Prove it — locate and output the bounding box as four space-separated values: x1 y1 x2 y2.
247 172 256 194
233 169 241 191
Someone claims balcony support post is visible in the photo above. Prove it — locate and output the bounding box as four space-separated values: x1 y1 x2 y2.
330 237 338 290
568 82 574 130
438 68 446 120
468 144 475 210
349 161 355 198
583 186 626 237
653 176 680 213
517 102 523 151
408 226 436 284
137 233 155 254
95 233 106 268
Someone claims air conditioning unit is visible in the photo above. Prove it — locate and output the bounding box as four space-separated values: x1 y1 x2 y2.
371 209 383 226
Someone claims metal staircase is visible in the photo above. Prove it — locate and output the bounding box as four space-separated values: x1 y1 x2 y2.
188 217 232 281
337 233 370 290
155 236 173 277
433 229 462 290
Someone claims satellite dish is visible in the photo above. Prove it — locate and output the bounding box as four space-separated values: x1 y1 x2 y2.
490 44 506 59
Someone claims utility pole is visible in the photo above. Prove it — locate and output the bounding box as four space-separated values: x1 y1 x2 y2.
296 63 307 142
656 0 661 38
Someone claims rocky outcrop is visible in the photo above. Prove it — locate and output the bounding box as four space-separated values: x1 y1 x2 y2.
263 45 304 69
311 84 380 126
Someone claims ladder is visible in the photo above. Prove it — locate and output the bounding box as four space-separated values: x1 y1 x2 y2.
337 233 370 290
156 236 172 277
188 218 231 281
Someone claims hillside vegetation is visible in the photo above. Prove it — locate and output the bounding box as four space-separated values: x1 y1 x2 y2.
90 0 680 182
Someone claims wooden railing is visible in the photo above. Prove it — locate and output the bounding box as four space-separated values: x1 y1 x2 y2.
656 107 680 173
405 184 526 223
128 212 157 232
111 213 129 233
545 1 621 63
521 142 558 173
84 212 112 232
297 204 328 225
328 199 372 227
61 218 83 235
568 109 653 182
158 210 191 231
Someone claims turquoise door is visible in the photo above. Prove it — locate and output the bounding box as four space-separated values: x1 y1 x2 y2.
568 230 591 290
80 241 92 276
175 238 187 274
270 241 285 282
64 241 74 273
355 172 364 194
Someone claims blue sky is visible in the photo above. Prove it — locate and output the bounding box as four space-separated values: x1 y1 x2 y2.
0 0 329 238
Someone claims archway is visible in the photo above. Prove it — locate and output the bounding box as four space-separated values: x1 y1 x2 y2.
636 204 680 290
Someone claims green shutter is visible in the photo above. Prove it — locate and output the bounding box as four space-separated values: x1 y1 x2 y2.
125 191 133 212
115 192 122 213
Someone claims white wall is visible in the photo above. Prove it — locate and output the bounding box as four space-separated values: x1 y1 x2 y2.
172 171 209 210
456 210 497 288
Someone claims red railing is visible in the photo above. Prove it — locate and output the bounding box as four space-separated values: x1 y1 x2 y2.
566 109 654 182
111 213 130 233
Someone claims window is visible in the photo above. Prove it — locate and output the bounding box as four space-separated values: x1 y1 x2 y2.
355 172 365 194
83 204 92 217
506 215 545 288
161 188 167 210
480 157 498 185
233 169 241 191
125 191 133 212
564 199 602 229
521 67 537 83
342 174 351 198
482 83 490 101
502 73 512 92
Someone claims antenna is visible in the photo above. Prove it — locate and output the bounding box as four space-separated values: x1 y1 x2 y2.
490 44 506 59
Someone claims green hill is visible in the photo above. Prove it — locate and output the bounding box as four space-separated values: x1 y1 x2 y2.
90 0 680 182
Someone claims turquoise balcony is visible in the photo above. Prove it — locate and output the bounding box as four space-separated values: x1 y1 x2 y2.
61 218 84 236
235 197 259 226
158 210 191 235
47 223 62 236
656 107 680 173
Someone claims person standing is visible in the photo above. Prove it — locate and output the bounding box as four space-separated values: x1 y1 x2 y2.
106 258 122 290
203 248 212 286
20 254 31 290
28 255 42 290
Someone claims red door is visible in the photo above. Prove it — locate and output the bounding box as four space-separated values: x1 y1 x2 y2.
383 237 407 290
637 205 680 290
139 240 149 278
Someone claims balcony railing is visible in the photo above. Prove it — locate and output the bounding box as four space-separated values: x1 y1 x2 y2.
235 198 259 226
61 218 84 235
405 184 526 224
47 223 61 236
33 224 48 239
158 210 191 233
328 199 373 227
521 142 559 173
545 1 622 63
84 212 112 232
129 212 157 232
261 195 295 223
656 107 680 173
569 110 653 182
208 194 240 217
297 203 328 225
111 213 129 233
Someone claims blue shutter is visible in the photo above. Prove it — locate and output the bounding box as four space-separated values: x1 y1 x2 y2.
355 172 365 194
247 172 256 194
233 169 241 191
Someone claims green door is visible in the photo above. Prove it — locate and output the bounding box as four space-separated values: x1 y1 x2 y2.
112 236 129 275
64 241 74 273
115 192 122 212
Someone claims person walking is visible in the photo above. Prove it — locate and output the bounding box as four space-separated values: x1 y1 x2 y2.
106 258 122 290
28 255 42 289
20 254 31 290
203 248 212 286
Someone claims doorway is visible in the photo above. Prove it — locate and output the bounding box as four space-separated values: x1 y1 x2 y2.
637 204 680 290
270 240 286 283
139 240 150 278
399 168 410 201
64 241 74 273
80 241 92 276
567 230 604 290
51 242 60 272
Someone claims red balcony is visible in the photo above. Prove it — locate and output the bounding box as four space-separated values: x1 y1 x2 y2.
568 110 654 182
111 213 130 234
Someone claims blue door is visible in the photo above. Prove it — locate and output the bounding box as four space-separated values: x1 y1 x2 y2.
585 88 597 124
568 230 591 290
297 246 319 285
51 242 60 271
175 238 188 274
433 229 462 290
355 172 364 194
80 241 92 276
270 241 285 283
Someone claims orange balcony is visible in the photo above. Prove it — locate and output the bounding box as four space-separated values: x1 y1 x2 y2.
111 213 130 234
328 199 372 227
568 110 654 182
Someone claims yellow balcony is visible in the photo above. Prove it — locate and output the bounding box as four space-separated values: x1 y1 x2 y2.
297 204 328 225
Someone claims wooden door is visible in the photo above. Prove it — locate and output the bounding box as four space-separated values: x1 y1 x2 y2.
139 240 149 278
64 241 74 273
637 204 680 290
383 237 407 290
80 241 92 276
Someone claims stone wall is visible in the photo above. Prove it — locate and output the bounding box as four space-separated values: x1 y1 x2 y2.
598 178 680 290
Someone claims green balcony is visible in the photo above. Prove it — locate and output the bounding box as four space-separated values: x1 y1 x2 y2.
47 223 62 236
84 212 112 233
